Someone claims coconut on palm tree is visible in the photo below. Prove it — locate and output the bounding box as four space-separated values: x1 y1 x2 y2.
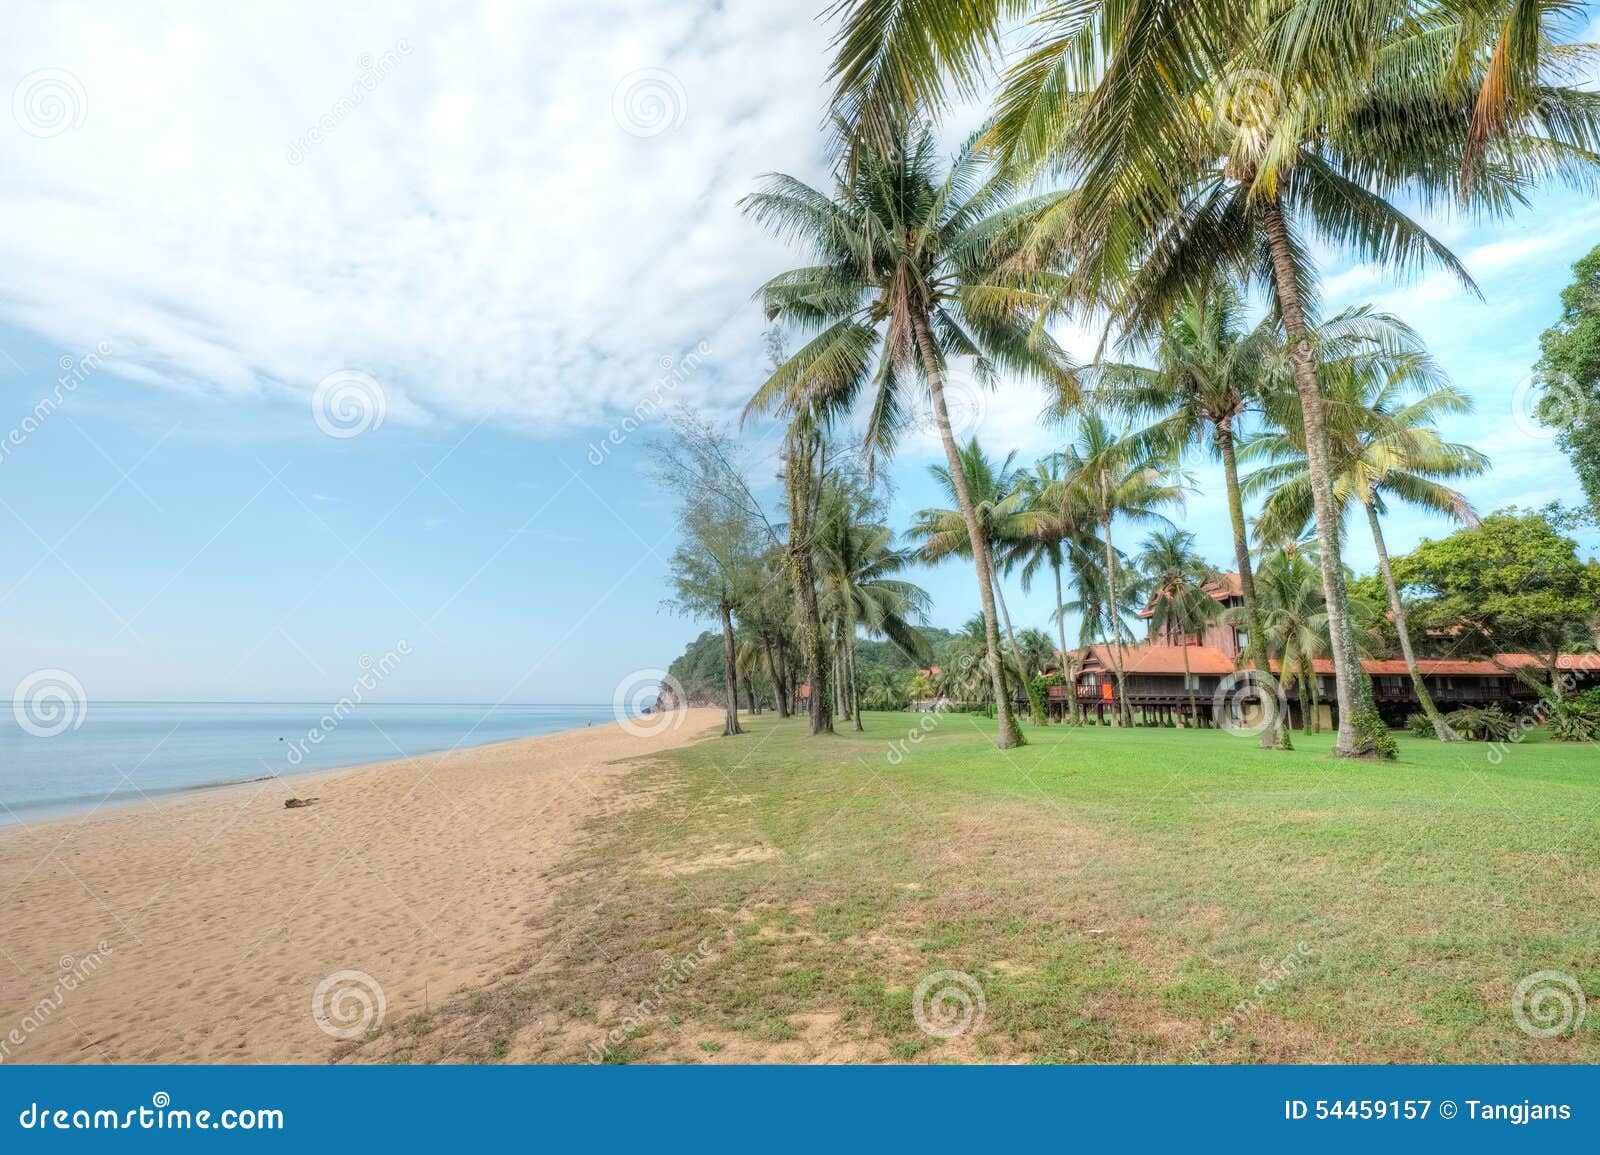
1244 307 1488 740
741 122 1077 748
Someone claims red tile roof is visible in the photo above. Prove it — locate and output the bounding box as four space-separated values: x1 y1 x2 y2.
1078 643 1237 676
1270 654 1600 677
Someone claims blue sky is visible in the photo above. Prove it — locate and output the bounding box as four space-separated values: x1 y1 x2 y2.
2 3 1598 705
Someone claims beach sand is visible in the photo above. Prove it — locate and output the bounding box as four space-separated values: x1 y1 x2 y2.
0 708 722 1063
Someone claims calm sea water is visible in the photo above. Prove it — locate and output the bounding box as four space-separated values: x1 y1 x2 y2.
0 702 618 824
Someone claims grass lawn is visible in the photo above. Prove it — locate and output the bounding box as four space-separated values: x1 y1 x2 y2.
370 711 1599 1064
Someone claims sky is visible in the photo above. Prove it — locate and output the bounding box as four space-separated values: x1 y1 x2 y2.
1 1 1598 705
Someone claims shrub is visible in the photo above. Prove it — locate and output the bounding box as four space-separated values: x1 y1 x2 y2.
1445 705 1516 742
1406 713 1436 738
1546 695 1600 742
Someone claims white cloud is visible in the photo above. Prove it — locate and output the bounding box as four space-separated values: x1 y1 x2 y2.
0 2 832 434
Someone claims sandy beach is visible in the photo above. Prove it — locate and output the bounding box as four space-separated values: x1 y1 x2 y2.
0 708 721 1063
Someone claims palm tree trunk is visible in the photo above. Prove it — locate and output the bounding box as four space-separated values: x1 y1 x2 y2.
1183 644 1195 727
1363 497 1454 740
1100 514 1133 726
764 635 789 718
1298 658 1312 735
992 572 1047 726
1218 424 1288 749
793 555 830 734
850 642 864 732
1052 561 1081 725
719 603 743 737
1259 192 1373 757
912 309 1023 748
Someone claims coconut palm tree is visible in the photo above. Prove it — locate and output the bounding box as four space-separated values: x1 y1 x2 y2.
1085 279 1288 746
907 437 1050 724
741 121 1076 748
1244 307 1489 740
816 487 932 731
1250 546 1331 736
1137 529 1224 725
1053 414 1185 726
827 0 1600 758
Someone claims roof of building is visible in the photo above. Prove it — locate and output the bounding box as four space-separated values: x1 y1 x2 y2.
1060 645 1599 681
1137 571 1244 619
1077 643 1238 676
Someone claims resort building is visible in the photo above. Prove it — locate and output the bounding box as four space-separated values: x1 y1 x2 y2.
1047 572 1598 728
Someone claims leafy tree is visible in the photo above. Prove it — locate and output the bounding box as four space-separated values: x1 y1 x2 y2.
1390 509 1600 699
741 121 1076 748
1533 243 1600 512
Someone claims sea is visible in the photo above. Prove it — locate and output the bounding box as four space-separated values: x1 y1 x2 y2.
0 702 619 825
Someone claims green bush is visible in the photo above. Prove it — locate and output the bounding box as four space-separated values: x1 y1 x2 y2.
1444 705 1516 742
1406 713 1436 738
1546 694 1600 742
1351 703 1399 759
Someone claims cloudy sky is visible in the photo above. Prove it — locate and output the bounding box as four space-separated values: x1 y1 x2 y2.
1 1 1597 705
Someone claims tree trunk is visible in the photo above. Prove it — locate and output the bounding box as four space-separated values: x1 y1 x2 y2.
850 643 864 732
1218 423 1288 749
1297 659 1312 735
1100 513 1133 727
1183 645 1195 727
764 635 789 718
718 603 743 737
911 309 1023 747
1053 561 1082 725
1258 192 1372 757
1363 497 1453 739
793 554 830 734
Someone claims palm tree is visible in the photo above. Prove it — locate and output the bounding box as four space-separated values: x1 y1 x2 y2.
908 438 1049 725
1054 414 1184 726
816 486 932 732
828 0 1599 758
1137 529 1223 725
1005 453 1104 724
1249 546 1331 736
741 121 1076 748
1244 308 1488 740
1086 279 1288 746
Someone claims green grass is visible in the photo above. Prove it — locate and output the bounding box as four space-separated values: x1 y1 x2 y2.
386 711 1598 1064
